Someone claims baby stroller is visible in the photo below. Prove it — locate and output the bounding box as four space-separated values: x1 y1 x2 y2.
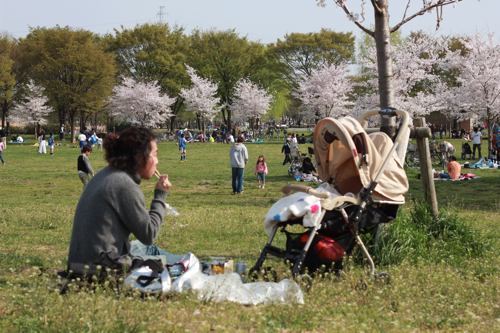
288 147 306 177
462 142 472 160
250 109 410 281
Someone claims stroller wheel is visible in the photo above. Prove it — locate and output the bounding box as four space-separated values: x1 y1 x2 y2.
375 271 391 285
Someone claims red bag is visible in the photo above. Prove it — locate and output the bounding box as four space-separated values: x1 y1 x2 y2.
300 234 345 262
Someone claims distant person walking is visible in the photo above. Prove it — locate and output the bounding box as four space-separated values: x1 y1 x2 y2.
78 132 86 153
254 155 268 189
230 137 248 195
78 145 94 189
471 127 482 159
282 138 291 165
60 124 66 141
0 127 6 150
439 124 445 139
38 127 47 154
48 132 55 155
179 133 189 162
0 139 5 165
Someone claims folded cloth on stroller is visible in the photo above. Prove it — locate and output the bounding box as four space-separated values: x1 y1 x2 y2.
264 184 343 234
264 192 323 234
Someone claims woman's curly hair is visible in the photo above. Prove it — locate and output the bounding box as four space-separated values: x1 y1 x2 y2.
103 127 156 174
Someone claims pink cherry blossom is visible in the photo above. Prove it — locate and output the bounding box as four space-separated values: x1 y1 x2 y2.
109 77 174 128
180 65 222 123
230 78 273 124
8 81 53 126
294 63 354 120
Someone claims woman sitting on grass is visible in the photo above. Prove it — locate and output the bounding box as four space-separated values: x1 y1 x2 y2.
434 155 461 180
67 127 183 266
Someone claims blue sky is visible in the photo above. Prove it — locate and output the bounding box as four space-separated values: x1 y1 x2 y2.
1 0 498 44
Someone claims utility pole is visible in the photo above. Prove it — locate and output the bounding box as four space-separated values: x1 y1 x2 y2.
157 6 167 24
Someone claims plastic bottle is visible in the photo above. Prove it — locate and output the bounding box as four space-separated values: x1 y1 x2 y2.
165 204 179 217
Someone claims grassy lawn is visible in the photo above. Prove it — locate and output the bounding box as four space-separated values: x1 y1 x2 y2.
0 134 499 332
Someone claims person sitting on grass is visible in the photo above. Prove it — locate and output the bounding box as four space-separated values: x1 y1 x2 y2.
68 127 183 267
302 157 318 177
435 155 461 180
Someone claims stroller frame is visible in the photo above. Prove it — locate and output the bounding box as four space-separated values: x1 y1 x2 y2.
250 108 410 280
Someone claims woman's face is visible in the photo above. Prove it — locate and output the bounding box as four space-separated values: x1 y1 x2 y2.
138 139 158 179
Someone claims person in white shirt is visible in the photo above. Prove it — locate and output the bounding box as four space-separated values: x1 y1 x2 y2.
227 133 235 143
16 135 23 143
471 127 482 159
97 137 103 151
78 132 87 153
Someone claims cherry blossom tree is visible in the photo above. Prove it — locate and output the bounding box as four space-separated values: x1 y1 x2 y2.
445 31 500 148
179 65 221 129
316 0 475 137
8 81 53 138
294 63 355 120
230 78 273 130
356 35 444 118
109 77 174 128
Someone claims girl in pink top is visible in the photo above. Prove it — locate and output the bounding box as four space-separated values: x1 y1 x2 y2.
254 155 268 189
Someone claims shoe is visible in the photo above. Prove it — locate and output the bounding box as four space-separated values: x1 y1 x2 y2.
262 185 265 189
258 184 261 188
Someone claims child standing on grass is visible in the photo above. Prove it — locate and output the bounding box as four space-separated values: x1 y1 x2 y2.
0 140 5 165
179 133 188 162
48 132 55 155
97 136 103 151
254 155 268 189
78 145 94 189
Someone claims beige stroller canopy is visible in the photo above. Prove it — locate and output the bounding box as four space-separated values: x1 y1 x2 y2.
313 116 409 202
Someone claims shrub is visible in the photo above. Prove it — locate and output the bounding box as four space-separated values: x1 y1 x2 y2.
354 200 489 267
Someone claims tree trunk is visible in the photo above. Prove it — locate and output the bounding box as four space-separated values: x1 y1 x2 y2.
80 111 85 134
69 113 76 143
1 106 5 129
486 107 492 151
170 115 177 132
373 0 397 138
227 108 232 134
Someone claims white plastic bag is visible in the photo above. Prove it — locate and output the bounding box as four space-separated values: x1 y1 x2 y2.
171 253 304 305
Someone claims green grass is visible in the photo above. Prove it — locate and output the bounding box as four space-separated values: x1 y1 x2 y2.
0 135 499 332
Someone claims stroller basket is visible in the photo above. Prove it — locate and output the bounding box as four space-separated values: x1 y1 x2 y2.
250 109 410 281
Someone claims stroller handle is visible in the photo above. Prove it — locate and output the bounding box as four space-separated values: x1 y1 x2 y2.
282 184 330 199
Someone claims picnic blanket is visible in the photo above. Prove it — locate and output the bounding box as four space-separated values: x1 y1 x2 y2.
467 158 498 169
433 175 480 181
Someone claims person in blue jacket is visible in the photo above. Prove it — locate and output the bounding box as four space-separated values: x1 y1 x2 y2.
282 138 291 166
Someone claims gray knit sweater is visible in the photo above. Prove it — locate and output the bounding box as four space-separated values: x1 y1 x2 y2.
67 165 168 265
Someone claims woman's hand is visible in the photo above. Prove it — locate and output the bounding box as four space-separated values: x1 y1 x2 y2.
156 174 172 191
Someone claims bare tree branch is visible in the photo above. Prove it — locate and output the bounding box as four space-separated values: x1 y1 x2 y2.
370 0 382 13
391 0 460 33
401 0 411 22
337 3 375 37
